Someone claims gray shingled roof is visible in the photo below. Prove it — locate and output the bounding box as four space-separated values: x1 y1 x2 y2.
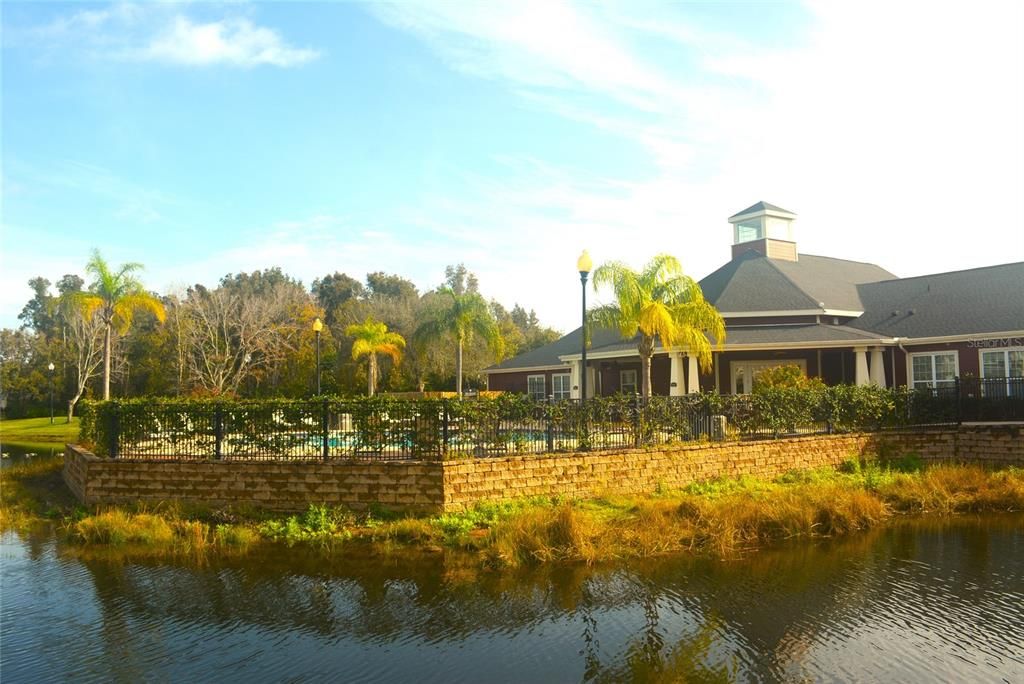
697 251 895 313
722 324 885 345
485 258 1023 374
486 325 625 371
728 201 795 220
849 262 1024 337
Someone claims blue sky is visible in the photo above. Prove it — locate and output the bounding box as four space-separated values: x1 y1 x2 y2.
2 1 1023 332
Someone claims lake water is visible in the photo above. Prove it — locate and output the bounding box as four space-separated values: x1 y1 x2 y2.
2 515 1022 682
0 442 64 469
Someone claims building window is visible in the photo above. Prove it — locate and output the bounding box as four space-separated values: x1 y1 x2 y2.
980 347 1024 397
620 369 638 395
527 375 546 401
730 360 807 394
552 374 571 400
735 218 763 243
909 352 958 390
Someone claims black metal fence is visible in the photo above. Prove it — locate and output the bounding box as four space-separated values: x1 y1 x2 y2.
79 378 1024 461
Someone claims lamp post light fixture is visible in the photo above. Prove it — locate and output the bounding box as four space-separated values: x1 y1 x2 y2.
47 362 55 425
312 317 324 395
576 250 593 425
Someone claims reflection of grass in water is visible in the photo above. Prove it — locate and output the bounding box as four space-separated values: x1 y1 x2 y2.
0 458 76 531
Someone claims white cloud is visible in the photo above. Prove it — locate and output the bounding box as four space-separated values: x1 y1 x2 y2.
20 4 319 68
372 0 1024 332
139 16 319 68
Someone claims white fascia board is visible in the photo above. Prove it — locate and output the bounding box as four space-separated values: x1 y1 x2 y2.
483 364 569 375
722 309 864 318
898 331 1024 345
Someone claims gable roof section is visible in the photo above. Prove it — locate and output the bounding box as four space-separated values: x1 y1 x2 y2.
697 252 895 313
772 254 897 311
849 262 1024 338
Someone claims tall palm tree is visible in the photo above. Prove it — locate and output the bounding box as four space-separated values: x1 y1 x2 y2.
345 318 405 396
75 249 166 400
591 254 725 399
415 287 504 396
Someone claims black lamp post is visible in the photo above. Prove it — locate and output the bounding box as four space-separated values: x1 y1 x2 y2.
48 362 55 424
313 318 323 395
576 250 593 405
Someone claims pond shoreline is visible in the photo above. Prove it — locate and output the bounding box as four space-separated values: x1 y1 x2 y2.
2 456 1022 568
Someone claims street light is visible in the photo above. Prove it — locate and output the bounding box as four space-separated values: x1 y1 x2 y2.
47 362 55 425
577 250 593 413
312 317 324 395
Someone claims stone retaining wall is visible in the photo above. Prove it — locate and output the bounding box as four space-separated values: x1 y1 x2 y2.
63 445 444 512
63 425 1022 513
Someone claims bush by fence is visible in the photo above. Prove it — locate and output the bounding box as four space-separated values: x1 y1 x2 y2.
77 379 1023 461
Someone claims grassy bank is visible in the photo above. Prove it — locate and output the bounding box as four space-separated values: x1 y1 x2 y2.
2 456 1022 565
0 417 80 444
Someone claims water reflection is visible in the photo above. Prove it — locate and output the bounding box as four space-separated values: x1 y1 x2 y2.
0 441 64 468
2 515 1022 682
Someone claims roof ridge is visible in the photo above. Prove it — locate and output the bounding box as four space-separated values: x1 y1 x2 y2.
863 260 1024 285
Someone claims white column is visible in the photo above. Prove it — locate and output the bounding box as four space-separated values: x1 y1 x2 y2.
586 366 596 398
854 347 870 386
687 354 700 394
870 347 886 387
669 353 684 396
569 361 581 399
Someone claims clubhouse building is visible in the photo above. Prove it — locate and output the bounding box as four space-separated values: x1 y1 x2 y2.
484 202 1024 398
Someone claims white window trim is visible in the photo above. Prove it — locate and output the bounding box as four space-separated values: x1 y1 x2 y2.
978 346 1024 396
907 351 959 390
619 369 638 395
729 359 807 395
526 374 546 400
978 346 1024 377
551 373 571 400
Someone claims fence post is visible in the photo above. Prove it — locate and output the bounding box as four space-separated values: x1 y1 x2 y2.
109 403 120 459
214 406 223 460
955 376 962 425
442 400 450 458
633 393 642 448
322 398 330 461
546 400 554 452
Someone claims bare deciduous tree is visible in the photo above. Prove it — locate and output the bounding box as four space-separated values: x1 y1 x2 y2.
182 283 309 395
62 306 105 420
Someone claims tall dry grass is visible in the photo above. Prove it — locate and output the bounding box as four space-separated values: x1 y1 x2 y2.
472 463 1022 567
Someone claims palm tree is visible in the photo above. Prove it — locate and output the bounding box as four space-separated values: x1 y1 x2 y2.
345 318 405 396
74 249 166 400
414 287 504 396
591 254 725 399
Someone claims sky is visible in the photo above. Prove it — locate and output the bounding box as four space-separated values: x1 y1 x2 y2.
2 1 1023 333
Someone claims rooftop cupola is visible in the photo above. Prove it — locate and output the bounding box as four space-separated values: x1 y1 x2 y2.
728 201 798 261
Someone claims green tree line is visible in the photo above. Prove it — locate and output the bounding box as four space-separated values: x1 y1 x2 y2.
0 254 560 418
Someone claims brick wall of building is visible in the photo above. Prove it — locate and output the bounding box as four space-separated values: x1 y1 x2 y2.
64 425 1022 513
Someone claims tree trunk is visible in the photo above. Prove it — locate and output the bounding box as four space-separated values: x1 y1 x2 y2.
639 335 655 399
368 354 377 397
67 397 78 422
102 323 112 400
455 339 463 397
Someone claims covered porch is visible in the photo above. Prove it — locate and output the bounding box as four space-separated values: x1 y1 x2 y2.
560 324 895 397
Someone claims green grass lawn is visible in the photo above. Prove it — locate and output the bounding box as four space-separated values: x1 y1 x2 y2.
0 417 80 444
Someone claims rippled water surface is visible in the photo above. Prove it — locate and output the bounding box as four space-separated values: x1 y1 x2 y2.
3 515 1023 682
